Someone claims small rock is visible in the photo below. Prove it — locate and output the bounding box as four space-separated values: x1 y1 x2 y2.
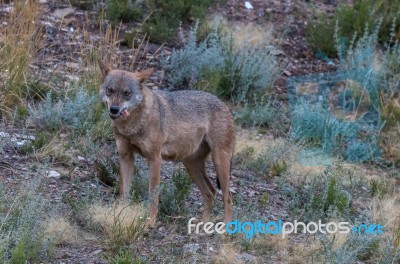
16 140 28 147
66 62 80 70
52 8 74 19
283 70 291 76
244 1 254 9
92 249 103 255
183 243 200 254
158 226 165 232
47 170 61 178
77 156 85 161
248 191 255 198
0 132 9 138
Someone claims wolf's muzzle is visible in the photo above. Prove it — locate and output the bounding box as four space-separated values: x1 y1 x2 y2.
109 106 120 119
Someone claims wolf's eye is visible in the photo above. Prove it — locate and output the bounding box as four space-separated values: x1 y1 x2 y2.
106 87 113 95
123 91 131 97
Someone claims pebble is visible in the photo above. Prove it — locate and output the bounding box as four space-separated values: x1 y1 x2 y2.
47 170 61 178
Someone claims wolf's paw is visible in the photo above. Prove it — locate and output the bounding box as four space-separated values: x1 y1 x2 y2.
145 218 156 229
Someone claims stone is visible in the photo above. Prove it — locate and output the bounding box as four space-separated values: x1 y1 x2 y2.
47 170 61 178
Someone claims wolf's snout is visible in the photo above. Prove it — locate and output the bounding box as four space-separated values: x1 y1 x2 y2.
110 106 120 114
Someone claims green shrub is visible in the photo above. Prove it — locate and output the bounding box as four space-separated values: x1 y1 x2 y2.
0 179 54 263
106 249 146 264
281 165 363 222
106 0 142 24
142 16 176 44
70 0 96 10
18 131 51 155
291 100 381 162
305 0 400 58
28 88 98 133
234 100 290 135
159 169 191 220
162 24 280 104
143 0 212 43
236 139 295 179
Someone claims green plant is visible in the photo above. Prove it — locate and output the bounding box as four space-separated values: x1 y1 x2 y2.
106 0 142 24
236 139 295 179
0 178 55 263
143 0 212 43
28 88 98 133
234 100 290 135
159 169 191 220
18 131 51 155
282 165 363 222
291 100 381 163
258 192 269 209
87 202 146 253
106 248 146 264
163 23 280 104
305 0 400 58
70 0 96 10
369 177 395 198
0 0 43 115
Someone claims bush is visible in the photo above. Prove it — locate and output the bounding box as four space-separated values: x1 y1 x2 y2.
0 0 42 116
162 24 280 104
159 169 191 220
29 88 98 133
143 0 212 43
235 138 296 179
106 0 142 24
291 99 381 163
305 0 400 58
87 202 146 253
234 99 290 135
0 179 54 263
281 165 364 222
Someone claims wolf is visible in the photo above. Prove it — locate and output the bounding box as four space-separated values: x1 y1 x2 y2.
98 61 235 227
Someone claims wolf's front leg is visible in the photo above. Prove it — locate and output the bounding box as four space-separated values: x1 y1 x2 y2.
147 156 161 228
117 141 134 199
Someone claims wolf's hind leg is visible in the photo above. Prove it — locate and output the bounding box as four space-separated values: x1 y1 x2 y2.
183 144 215 221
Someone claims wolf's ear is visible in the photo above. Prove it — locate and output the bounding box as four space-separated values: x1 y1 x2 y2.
135 68 154 83
98 59 112 80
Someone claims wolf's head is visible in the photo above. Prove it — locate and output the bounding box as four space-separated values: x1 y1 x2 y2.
98 60 154 120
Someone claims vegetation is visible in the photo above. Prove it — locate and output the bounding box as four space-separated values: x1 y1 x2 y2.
306 0 400 58
0 0 399 262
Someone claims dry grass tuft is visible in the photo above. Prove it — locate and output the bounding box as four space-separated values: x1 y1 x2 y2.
44 217 79 245
0 0 44 114
88 202 146 250
231 22 274 50
212 243 242 264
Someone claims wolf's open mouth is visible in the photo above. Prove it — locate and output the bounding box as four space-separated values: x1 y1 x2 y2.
109 113 119 120
120 108 130 117
109 108 129 120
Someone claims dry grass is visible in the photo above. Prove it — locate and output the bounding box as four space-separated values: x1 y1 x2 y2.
44 217 79 245
370 195 400 235
76 23 155 94
212 243 242 264
0 0 44 114
231 22 274 50
88 201 146 250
